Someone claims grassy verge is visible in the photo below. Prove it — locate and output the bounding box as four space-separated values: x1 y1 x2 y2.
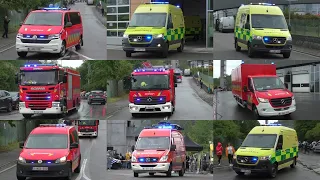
0 142 19 153
108 93 128 103
195 77 213 89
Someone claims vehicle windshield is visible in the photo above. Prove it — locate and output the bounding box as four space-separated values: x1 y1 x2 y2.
131 75 169 90
78 120 97 126
24 12 63 26
135 137 170 150
21 70 57 85
253 77 285 91
129 13 167 27
174 73 181 76
25 134 68 149
251 14 288 29
9 92 19 97
241 134 277 148
91 91 104 95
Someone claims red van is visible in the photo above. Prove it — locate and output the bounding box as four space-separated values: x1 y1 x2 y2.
16 124 81 180
16 7 83 58
131 122 186 177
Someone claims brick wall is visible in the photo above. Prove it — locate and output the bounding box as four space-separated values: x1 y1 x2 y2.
130 0 149 18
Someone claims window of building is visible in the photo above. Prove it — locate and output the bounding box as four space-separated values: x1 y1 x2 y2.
107 0 130 37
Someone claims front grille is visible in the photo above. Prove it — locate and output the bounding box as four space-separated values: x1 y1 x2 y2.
134 96 166 105
26 160 54 164
129 35 152 43
237 156 258 165
263 37 286 44
21 39 51 44
139 157 158 163
26 91 51 101
270 97 292 107
23 34 49 38
140 164 157 167
80 129 94 132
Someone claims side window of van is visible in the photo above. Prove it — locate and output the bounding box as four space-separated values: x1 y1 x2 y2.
69 132 74 146
246 14 250 27
72 130 79 143
70 12 81 25
167 14 173 29
64 13 69 25
240 14 246 28
277 135 283 150
248 78 253 91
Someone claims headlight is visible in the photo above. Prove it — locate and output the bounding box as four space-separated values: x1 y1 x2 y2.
162 105 171 109
17 33 23 39
287 36 292 41
260 155 271 160
258 98 268 103
49 34 60 39
292 96 295 100
19 102 25 108
233 154 237 159
52 102 60 107
154 34 163 38
159 155 168 162
18 156 26 163
252 35 262 40
131 156 137 162
55 156 67 163
123 34 128 38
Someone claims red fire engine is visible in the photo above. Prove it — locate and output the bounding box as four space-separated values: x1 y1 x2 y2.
76 120 99 137
16 64 81 119
129 67 177 117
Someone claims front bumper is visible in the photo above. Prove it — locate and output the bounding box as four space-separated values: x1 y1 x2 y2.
122 37 166 52
132 163 170 173
129 102 173 113
16 161 69 178
233 159 272 173
177 79 182 83
256 99 296 117
251 39 292 53
78 131 97 137
88 98 106 103
19 106 62 115
16 38 63 53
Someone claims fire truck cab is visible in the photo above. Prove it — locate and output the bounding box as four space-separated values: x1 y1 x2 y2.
128 68 177 117
76 120 99 137
16 64 81 119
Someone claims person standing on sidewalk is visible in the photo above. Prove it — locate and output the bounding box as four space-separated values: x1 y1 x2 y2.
200 78 203 89
216 142 223 166
2 16 10 38
225 143 235 166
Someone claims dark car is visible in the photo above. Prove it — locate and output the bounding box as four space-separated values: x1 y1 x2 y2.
0 90 13 112
174 72 182 83
9 92 19 110
88 90 106 105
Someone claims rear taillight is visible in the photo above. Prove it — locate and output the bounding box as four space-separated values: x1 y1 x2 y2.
179 76 182 78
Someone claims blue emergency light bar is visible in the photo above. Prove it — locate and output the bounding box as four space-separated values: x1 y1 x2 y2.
150 2 169 4
24 64 56 67
146 122 184 130
263 123 282 126
39 124 67 127
41 7 68 10
134 68 166 72
250 3 275 6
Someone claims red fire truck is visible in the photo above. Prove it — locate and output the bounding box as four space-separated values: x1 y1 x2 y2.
16 64 81 119
76 120 99 137
129 68 177 117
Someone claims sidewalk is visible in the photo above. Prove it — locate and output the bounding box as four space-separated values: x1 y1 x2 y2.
188 77 213 106
92 5 107 27
106 98 128 117
0 148 20 169
0 32 16 48
297 152 320 175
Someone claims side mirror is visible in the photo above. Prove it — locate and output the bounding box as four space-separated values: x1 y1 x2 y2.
170 145 176 151
243 86 248 92
174 84 177 87
19 141 25 148
97 120 99 125
19 22 23 26
15 73 20 84
245 23 250 29
70 142 79 149
65 22 72 28
167 22 173 29
131 145 135 152
284 83 288 89
288 24 291 31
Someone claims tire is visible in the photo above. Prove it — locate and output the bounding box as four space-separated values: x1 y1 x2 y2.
134 172 138 177
161 42 169 58
74 156 81 173
235 39 241 51
17 52 27 58
235 171 245 176
290 157 296 168
283 52 290 58
247 43 254 58
177 39 184 52
149 173 155 176
15 103 19 110
22 114 32 119
166 164 172 177
101 101 106 105
16 176 26 180
126 51 132 57
253 105 261 120
269 163 278 178
59 41 66 57
7 102 12 112
178 163 185 176
65 163 72 180
75 37 83 50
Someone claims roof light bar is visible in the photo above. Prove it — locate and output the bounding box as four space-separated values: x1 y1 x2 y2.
250 3 275 6
145 121 184 130
39 124 67 127
24 64 56 67
149 2 169 4
262 123 282 126
134 68 166 72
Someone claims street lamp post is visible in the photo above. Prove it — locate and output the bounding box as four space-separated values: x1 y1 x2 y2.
287 0 298 26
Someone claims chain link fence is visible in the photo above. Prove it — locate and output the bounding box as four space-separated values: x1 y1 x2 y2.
290 19 320 37
0 8 27 34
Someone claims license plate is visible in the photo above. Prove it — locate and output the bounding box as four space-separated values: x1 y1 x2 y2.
28 47 41 51
142 167 153 170
32 167 48 171
270 50 281 53
240 169 251 173
33 111 43 114
279 111 288 115
145 106 154 109
95 96 100 98
134 48 146 52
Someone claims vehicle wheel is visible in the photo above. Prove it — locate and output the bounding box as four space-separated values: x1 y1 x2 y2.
290 157 296 168
7 102 12 112
235 39 241 51
132 113 139 118
17 52 27 58
22 114 32 119
65 163 72 180
126 51 132 57
247 43 254 57
177 39 184 52
74 155 81 173
166 164 172 177
16 176 26 180
15 103 19 110
253 106 261 120
283 52 290 58
149 173 155 176
269 163 278 178
235 171 245 176
161 42 169 58
59 41 66 57
178 163 185 176
284 113 291 120
134 172 138 177
75 37 83 50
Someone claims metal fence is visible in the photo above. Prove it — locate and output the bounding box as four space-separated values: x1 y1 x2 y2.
290 19 320 37
0 8 27 34
199 72 214 90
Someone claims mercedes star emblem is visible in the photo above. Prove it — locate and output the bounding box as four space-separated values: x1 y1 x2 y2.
273 38 278 43
137 36 142 41
281 99 285 104
244 157 248 162
32 35 37 39
38 160 42 164
146 158 150 162
147 97 152 102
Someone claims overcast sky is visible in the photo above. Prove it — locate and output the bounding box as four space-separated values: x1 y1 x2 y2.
214 60 242 78
58 60 84 68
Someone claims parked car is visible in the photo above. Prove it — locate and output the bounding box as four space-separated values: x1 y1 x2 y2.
313 142 320 153
88 90 107 105
0 90 13 112
9 92 19 110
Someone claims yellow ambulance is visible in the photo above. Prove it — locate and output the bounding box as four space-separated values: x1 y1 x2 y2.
122 2 185 58
234 3 292 58
232 124 298 178
184 16 202 41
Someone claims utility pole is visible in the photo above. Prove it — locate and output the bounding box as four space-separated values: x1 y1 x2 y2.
87 63 91 85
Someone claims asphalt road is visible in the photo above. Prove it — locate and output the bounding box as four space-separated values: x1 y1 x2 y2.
0 99 107 120
213 31 320 60
106 169 213 180
0 3 106 60
106 77 213 120
215 91 320 120
0 120 107 180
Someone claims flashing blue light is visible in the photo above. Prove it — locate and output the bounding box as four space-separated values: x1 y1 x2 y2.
271 62 274 64
26 35 31 38
146 35 152 40
136 98 140 101
49 4 54 7
176 5 180 8
241 60 244 64
252 157 258 162
42 7 67 10
138 157 157 162
134 68 166 72
158 125 173 129
24 64 55 67
47 96 51 99
26 96 29 99
159 98 163 101
150 2 169 4
138 158 145 162
40 124 67 127
266 123 282 126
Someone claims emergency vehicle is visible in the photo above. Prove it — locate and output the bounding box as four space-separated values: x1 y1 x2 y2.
233 124 298 178
16 7 83 58
17 124 81 180
129 67 177 117
122 2 185 58
131 122 186 177
16 64 81 119
76 120 99 137
231 63 296 119
234 3 292 58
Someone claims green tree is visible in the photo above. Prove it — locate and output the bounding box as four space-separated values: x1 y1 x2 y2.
305 123 320 141
294 120 319 141
185 121 213 151
233 120 260 139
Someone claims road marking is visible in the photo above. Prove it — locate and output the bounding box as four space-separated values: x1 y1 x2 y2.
0 164 16 174
106 115 113 119
71 50 94 60
293 50 320 59
0 44 15 53
82 159 91 180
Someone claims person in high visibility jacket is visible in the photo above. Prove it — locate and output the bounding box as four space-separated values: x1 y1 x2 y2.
225 143 235 166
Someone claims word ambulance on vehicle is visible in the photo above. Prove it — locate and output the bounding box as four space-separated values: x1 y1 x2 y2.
131 122 186 177
76 120 99 137
234 3 292 58
231 63 296 119
233 124 298 178
17 124 81 180
16 64 81 119
16 7 83 58
128 68 177 117
122 2 185 58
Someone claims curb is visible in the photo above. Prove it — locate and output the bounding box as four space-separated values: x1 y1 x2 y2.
92 6 106 27
293 48 320 58
297 159 320 175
